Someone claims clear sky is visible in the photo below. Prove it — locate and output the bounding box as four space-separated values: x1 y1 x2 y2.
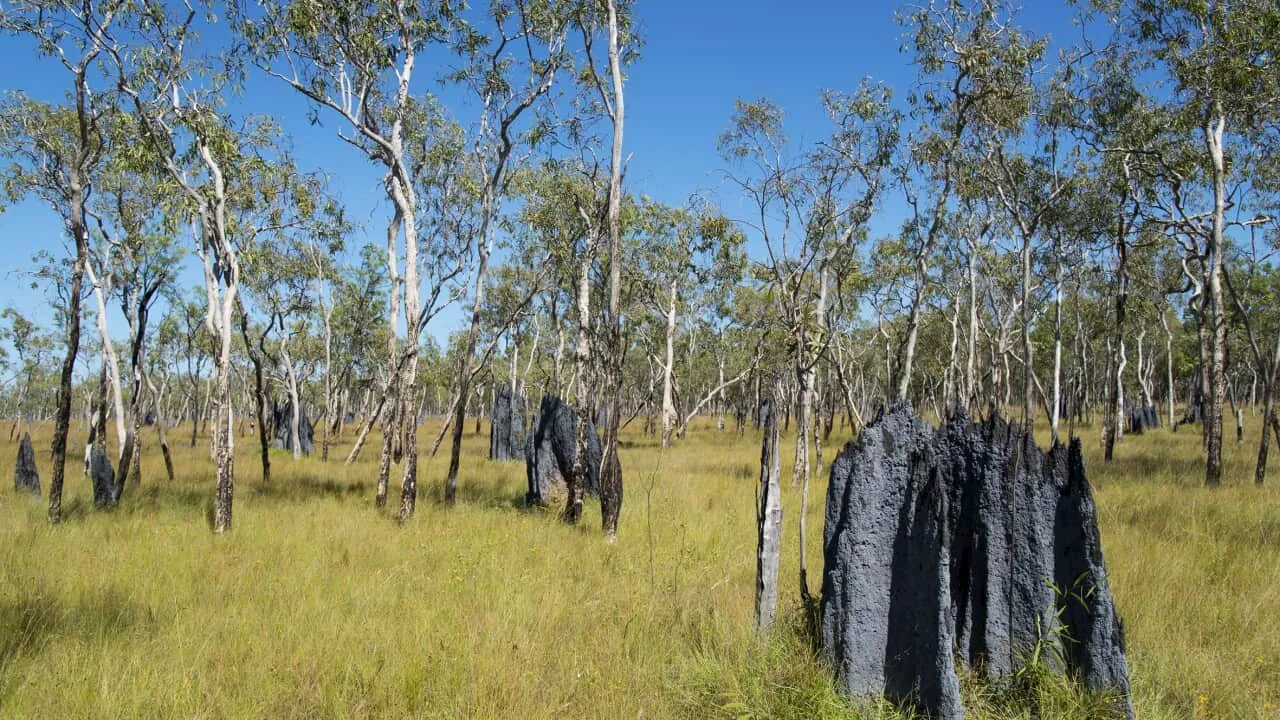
0 0 1081 344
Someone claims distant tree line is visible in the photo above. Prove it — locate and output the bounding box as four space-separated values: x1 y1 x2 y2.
1 0 1278 537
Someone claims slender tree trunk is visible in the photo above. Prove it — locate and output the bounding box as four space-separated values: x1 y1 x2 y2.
48 195 89 524
553 299 566 398
943 300 960 413
280 336 302 461
966 238 979 411
321 302 334 462
145 373 176 482
812 374 824 475
445 206 496 505
897 281 925 403
1104 224 1128 462
1162 311 1175 429
85 261 128 479
190 379 203 448
1020 230 1033 429
378 206 403 506
716 354 727 432
754 394 782 634
375 395 397 508
598 0 627 539
1051 244 1064 443
566 227 597 526
797 266 826 609
244 318 272 484
1204 110 1227 486
660 282 677 448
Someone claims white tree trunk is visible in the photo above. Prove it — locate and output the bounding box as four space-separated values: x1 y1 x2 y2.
84 260 127 460
754 394 782 634
660 281 678 448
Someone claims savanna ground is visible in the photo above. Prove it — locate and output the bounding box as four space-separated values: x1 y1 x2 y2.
1 412 1278 719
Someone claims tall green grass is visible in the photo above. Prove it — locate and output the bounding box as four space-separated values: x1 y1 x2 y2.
0 414 1276 718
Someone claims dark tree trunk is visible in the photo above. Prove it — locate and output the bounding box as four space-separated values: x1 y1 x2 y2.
238 310 271 483
1104 226 1127 463
49 225 88 524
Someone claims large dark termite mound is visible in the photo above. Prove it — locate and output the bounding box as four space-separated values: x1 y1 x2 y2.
525 396 601 507
489 385 526 462
820 405 1133 719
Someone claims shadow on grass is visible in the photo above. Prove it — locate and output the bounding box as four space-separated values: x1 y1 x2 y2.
424 465 529 510
0 586 160 679
248 477 371 502
112 476 374 521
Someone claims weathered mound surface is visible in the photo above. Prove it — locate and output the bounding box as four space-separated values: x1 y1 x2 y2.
490 385 526 462
13 432 40 495
1126 405 1159 435
821 405 1133 719
90 446 115 509
271 400 315 455
525 396 600 506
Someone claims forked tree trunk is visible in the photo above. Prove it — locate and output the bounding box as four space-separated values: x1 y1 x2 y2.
145 373 176 482
85 260 128 487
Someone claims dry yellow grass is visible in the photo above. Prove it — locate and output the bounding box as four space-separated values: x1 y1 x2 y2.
0 413 1277 718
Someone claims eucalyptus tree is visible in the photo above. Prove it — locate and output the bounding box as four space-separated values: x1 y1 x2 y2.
1060 32 1168 460
528 0 635 532
976 32 1073 430
145 310 182 481
240 236 310 464
167 292 210 447
110 3 338 531
239 178 345 464
1223 225 1280 484
240 0 475 519
1118 0 1280 485
0 0 125 523
890 0 1029 404
518 161 599 523
0 309 53 440
720 80 897 608
80 209 129 489
306 236 343 462
1235 124 1280 483
330 243 390 447
516 167 584 401
441 0 572 508
574 0 630 539
236 292 277 482
631 201 744 448
78 121 183 494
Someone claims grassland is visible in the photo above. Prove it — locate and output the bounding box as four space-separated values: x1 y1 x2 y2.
1 414 1277 719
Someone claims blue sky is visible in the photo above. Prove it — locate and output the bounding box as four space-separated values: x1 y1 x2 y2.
0 0 1082 348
